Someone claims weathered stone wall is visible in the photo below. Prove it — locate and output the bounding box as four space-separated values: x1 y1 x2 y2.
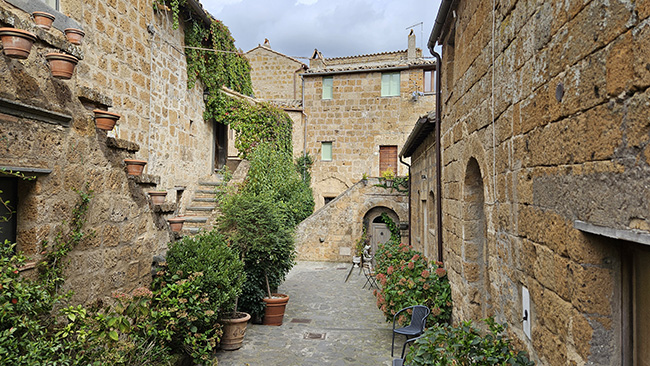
0 0 218 304
245 46 304 101
303 67 434 210
409 0 650 364
295 179 408 261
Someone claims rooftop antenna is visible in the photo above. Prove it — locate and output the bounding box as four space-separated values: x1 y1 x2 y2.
406 21 424 53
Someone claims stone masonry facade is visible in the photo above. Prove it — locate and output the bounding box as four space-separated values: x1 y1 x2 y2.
0 0 223 304
404 0 650 364
303 36 436 210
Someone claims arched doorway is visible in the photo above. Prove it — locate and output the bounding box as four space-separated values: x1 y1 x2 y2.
463 157 489 320
363 207 399 256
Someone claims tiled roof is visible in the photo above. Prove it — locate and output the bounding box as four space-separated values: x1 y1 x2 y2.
304 57 435 75
324 49 408 62
245 45 308 68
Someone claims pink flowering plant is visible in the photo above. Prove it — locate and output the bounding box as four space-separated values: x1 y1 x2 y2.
374 241 452 326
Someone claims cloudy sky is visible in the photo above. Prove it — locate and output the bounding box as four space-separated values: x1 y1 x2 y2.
201 0 442 60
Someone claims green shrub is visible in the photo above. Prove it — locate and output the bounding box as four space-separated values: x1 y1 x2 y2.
165 230 245 317
218 191 295 319
405 318 535 366
374 241 452 326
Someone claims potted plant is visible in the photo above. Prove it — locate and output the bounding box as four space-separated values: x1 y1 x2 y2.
162 231 245 360
45 53 78 79
32 11 55 30
93 109 121 131
123 158 146 176
0 28 36 59
381 168 396 188
147 190 167 205
167 216 185 232
64 28 85 45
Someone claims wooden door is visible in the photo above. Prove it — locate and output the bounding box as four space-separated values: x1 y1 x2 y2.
371 223 391 256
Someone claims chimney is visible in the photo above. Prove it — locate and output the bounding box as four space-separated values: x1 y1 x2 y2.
407 29 416 60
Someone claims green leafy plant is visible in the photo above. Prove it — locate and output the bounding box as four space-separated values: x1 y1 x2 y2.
296 152 314 184
381 168 396 180
165 230 245 317
218 142 314 319
374 241 452 326
405 318 535 366
380 212 401 244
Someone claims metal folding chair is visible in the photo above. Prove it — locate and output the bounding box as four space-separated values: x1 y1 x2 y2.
362 262 378 289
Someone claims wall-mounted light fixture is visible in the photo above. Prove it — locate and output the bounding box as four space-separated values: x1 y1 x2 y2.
203 90 210 103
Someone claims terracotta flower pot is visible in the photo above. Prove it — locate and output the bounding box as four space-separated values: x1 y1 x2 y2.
262 293 290 326
0 28 36 59
148 191 167 205
64 28 85 45
220 312 251 350
124 159 147 176
93 110 121 131
45 53 78 79
167 217 185 232
32 11 55 30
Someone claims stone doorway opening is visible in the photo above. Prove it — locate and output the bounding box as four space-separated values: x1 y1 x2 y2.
363 206 400 256
214 121 228 171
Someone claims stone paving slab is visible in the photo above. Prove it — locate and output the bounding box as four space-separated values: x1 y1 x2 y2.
215 261 395 365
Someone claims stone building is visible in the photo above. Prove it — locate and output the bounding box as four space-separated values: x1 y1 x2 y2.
0 0 235 303
402 0 650 364
302 32 436 211
244 41 306 158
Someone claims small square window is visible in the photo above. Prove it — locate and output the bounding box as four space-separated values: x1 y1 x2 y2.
322 76 333 100
424 70 435 93
321 141 332 161
43 0 60 11
324 196 335 205
381 72 400 97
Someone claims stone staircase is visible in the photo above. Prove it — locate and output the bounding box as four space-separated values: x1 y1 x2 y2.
181 177 226 235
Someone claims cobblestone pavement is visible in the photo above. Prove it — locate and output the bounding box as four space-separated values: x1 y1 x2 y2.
215 261 394 366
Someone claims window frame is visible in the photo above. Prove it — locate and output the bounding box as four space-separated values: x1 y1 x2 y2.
43 0 60 11
321 141 332 161
322 76 333 100
381 72 401 97
423 69 435 94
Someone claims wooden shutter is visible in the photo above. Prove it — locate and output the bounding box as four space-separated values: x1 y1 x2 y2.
379 146 397 175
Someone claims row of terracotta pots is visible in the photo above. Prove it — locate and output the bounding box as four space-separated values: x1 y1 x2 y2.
32 11 85 44
0 27 79 79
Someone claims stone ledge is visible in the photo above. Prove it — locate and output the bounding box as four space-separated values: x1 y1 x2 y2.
153 203 177 213
130 174 160 185
78 86 113 108
106 137 139 152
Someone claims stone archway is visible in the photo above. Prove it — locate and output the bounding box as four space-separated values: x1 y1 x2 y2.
463 157 489 320
363 206 399 256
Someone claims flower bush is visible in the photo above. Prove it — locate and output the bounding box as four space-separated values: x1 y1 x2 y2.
405 318 535 366
374 241 452 326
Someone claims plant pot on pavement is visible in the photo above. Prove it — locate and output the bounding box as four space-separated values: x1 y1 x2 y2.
0 28 36 59
32 11 55 30
124 159 147 176
219 312 251 350
45 53 78 79
93 110 121 131
262 293 289 326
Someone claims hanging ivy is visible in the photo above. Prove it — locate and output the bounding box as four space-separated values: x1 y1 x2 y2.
156 1 294 159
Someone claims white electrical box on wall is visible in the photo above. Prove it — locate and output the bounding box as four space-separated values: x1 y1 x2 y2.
522 286 531 340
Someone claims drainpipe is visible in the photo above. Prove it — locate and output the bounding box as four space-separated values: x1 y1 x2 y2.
399 156 411 245
301 75 307 157
429 47 443 263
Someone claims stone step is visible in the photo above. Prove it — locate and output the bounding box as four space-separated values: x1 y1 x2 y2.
182 227 201 235
198 181 225 187
186 206 217 212
183 216 209 223
196 189 222 195
193 197 216 203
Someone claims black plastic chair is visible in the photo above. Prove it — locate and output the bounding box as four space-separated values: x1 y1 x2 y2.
392 335 424 366
391 305 430 357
